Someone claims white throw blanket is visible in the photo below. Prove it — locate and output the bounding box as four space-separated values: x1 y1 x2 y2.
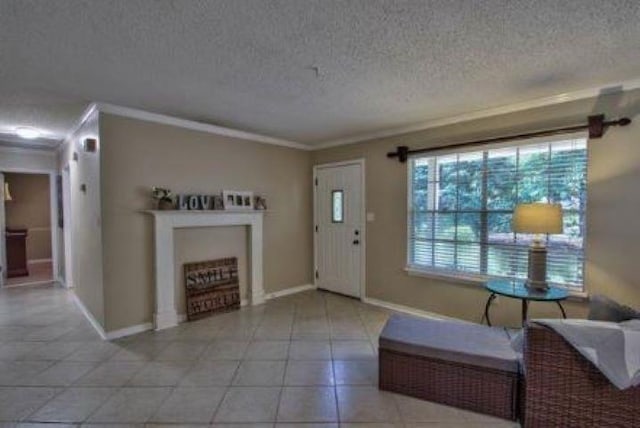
534 319 640 390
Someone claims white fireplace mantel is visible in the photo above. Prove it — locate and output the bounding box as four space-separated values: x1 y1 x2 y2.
145 210 265 330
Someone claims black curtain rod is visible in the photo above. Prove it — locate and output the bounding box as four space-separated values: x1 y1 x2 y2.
387 114 632 163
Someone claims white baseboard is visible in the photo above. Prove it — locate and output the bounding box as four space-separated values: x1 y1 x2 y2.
70 292 107 340
265 283 316 300
78 283 316 342
28 258 53 264
73 293 154 341
105 322 154 340
172 285 314 332
2 280 54 289
362 296 447 320
56 275 67 288
175 298 248 324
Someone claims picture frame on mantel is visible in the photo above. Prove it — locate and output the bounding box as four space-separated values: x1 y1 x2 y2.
223 190 254 210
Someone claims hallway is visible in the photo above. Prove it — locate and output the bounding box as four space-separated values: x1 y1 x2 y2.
0 284 516 427
5 261 53 287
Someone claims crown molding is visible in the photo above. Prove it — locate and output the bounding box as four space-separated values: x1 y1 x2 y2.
60 77 640 153
312 77 640 150
0 144 57 157
64 103 98 142
58 102 99 154
94 102 311 151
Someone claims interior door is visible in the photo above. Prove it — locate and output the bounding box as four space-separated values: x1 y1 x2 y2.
0 173 6 286
315 162 364 298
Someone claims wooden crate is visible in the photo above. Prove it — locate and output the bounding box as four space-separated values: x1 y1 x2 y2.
184 257 240 321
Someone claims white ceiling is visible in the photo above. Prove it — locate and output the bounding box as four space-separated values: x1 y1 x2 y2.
1 0 640 147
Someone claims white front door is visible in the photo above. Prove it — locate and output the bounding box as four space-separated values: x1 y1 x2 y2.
314 161 364 298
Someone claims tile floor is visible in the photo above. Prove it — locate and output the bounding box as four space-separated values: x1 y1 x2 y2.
0 283 519 427
5 261 53 287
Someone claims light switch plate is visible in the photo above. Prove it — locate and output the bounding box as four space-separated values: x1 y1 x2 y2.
366 212 375 222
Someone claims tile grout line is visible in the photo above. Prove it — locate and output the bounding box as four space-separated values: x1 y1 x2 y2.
274 291 299 423
207 381 232 425
323 293 343 424
59 385 122 425
211 322 249 424
17 356 117 423
20 383 69 423
2 288 426 426
355 300 406 427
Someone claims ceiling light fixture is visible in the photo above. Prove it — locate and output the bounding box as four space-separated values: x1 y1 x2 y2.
15 126 41 139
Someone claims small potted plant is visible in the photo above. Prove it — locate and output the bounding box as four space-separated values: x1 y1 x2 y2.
152 187 175 210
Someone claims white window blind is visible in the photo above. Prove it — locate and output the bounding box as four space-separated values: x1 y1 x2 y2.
408 135 587 291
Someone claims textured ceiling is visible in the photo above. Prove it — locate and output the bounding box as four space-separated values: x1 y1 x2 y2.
1 0 640 147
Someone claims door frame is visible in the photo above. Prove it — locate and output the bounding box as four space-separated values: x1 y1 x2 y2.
313 158 366 299
0 167 60 287
0 173 5 286
62 165 73 289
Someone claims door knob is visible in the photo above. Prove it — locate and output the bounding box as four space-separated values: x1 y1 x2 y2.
353 239 360 245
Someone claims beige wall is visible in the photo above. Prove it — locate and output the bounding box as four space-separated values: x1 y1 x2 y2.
100 114 313 332
59 110 104 326
314 89 640 327
4 173 52 261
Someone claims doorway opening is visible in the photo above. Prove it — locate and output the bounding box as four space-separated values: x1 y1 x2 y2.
1 172 55 287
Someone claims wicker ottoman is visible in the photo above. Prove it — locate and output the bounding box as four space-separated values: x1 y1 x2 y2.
379 314 520 421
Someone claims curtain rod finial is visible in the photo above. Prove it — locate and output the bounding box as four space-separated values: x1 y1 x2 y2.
397 146 409 163
387 146 409 163
588 114 605 138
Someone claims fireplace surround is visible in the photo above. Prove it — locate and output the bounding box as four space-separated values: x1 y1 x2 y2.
145 210 265 330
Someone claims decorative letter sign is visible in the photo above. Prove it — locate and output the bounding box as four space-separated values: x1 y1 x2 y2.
184 257 240 321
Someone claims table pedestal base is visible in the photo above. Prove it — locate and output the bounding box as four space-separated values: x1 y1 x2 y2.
484 293 567 327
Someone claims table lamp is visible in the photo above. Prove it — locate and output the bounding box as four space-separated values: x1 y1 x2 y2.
512 203 563 291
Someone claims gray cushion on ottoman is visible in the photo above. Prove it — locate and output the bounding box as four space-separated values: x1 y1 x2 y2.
379 314 519 373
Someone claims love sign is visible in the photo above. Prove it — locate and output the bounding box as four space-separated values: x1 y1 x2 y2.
177 194 224 210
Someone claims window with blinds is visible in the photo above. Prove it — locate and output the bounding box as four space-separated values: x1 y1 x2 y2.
408 135 587 291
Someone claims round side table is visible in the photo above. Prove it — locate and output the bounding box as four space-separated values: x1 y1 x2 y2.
484 279 569 327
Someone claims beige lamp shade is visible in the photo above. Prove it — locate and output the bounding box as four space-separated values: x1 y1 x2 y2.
3 182 12 201
512 203 563 234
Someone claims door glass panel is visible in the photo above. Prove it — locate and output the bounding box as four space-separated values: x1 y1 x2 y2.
332 190 344 223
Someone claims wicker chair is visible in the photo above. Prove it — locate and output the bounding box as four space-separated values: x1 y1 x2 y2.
523 323 640 427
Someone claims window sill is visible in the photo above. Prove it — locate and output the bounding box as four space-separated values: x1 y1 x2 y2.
405 266 486 288
405 265 589 301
